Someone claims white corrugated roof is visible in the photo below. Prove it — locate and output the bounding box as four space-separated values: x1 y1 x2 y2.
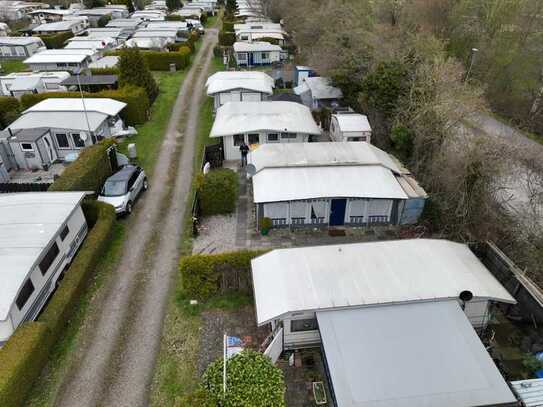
333 113 371 132
24 97 125 116
210 101 320 137
318 301 517 407
9 111 108 132
302 76 343 100
24 52 89 64
511 378 543 406
0 36 43 46
251 239 516 325
89 55 118 68
0 192 86 321
206 71 274 95
8 75 41 91
33 20 81 32
233 41 281 52
125 37 168 48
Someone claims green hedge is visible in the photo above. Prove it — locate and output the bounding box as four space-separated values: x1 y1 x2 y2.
202 350 286 406
196 169 238 216
180 250 265 300
222 21 234 32
20 85 149 125
0 96 20 127
90 67 120 75
39 201 115 338
0 323 52 407
49 139 116 193
165 14 184 21
38 31 73 49
0 201 115 407
108 48 192 71
219 31 236 46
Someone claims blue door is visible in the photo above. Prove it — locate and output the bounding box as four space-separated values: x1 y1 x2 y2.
329 199 347 226
248 52 254 66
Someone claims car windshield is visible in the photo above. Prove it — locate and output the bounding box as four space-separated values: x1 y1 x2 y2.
102 180 127 197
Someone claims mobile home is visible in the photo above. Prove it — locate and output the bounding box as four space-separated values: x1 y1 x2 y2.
330 111 372 142
233 41 281 67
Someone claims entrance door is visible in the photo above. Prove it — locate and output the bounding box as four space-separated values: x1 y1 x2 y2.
43 134 57 163
329 199 347 226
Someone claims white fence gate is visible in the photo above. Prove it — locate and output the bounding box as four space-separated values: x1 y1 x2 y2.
264 327 283 364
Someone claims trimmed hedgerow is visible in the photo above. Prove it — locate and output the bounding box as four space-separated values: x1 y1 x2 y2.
39 201 115 338
0 96 21 127
165 14 184 21
195 169 238 216
90 67 120 75
38 31 73 49
201 350 286 406
109 48 192 71
48 139 116 193
180 250 266 300
20 85 149 125
0 322 52 407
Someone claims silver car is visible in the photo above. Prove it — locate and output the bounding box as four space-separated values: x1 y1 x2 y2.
98 165 148 215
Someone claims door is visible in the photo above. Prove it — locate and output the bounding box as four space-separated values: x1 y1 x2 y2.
248 52 254 66
43 134 57 163
329 199 347 226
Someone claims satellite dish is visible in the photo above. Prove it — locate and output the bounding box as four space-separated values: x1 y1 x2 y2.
459 290 473 302
80 132 88 141
246 163 256 177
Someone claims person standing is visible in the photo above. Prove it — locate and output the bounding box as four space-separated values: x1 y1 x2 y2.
239 141 249 167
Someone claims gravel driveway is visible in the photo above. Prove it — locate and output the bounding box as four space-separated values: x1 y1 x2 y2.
55 29 218 407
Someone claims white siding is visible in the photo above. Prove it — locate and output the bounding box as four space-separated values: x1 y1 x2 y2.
222 132 310 160
283 312 321 350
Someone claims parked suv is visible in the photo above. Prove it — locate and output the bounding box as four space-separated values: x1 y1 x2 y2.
98 165 148 215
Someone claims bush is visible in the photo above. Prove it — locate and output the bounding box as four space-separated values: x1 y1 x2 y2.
49 139 116 193
20 85 149 125
110 48 192 71
97 14 111 27
213 45 223 58
219 31 236 46
38 31 73 49
118 47 159 103
0 96 20 127
165 14 184 21
201 350 286 406
180 250 265 300
222 21 234 32
39 201 115 338
0 322 52 407
90 67 120 75
196 169 238 216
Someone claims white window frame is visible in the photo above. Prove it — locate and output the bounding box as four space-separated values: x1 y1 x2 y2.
55 133 71 149
71 133 85 149
20 142 34 152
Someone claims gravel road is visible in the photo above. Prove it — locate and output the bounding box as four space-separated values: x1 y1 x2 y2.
55 29 218 407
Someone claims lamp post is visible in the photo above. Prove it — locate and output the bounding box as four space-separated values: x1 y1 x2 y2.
464 48 479 83
74 67 93 144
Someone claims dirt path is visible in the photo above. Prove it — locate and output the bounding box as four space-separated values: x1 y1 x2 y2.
55 29 218 407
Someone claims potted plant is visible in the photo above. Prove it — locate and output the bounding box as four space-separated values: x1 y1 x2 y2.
260 217 272 235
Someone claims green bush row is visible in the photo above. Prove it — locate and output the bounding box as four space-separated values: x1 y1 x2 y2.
0 96 20 127
90 67 120 75
108 48 192 71
0 201 116 407
222 20 235 32
180 250 266 300
20 85 149 125
195 169 238 216
219 30 236 46
165 14 184 21
49 139 116 193
37 31 73 49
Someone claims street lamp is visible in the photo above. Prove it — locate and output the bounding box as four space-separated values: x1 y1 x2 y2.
74 66 93 144
464 47 479 83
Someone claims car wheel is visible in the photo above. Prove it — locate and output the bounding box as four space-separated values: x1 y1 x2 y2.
126 201 133 215
143 178 148 191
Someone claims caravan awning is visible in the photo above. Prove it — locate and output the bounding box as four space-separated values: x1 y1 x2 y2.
317 301 517 407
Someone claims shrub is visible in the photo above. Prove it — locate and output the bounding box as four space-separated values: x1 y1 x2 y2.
219 31 236 46
20 85 149 125
39 201 115 338
213 45 223 58
38 31 73 49
201 350 286 407
0 96 20 127
118 47 159 103
0 322 52 407
144 48 191 70
180 250 265 300
222 21 234 32
90 67 120 75
49 139 116 193
195 169 238 216
97 14 111 27
165 14 184 21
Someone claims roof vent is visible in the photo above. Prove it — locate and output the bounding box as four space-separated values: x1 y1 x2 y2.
459 290 473 302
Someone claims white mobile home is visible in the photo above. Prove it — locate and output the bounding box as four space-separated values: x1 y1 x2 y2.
28 8 74 24
247 142 426 229
0 36 45 60
330 111 372 142
205 71 274 111
24 49 93 72
32 19 86 35
0 192 88 346
0 71 70 97
209 101 321 161
233 41 281 67
251 240 518 406
294 76 343 110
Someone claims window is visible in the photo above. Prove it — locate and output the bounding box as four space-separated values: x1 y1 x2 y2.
261 52 270 59
60 225 69 241
267 133 279 142
68 63 78 67
20 143 33 151
39 242 59 275
347 137 366 142
72 133 85 148
291 217 305 225
16 46 25 56
291 318 318 332
16 279 35 310
57 63 67 67
233 134 244 146
44 82 59 90
56 133 70 148
248 133 259 144
281 132 296 139
237 52 247 61
241 35 249 40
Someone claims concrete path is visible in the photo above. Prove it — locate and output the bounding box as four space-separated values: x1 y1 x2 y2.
55 29 218 407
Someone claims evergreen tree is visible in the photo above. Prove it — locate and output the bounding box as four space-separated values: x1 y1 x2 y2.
118 47 159 103
166 0 180 12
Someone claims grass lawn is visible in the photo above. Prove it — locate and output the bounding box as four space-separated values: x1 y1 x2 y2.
117 70 186 177
0 59 28 74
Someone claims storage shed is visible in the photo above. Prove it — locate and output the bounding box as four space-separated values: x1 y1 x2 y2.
0 192 88 346
247 142 427 229
210 101 321 161
330 111 372 143
294 76 343 110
